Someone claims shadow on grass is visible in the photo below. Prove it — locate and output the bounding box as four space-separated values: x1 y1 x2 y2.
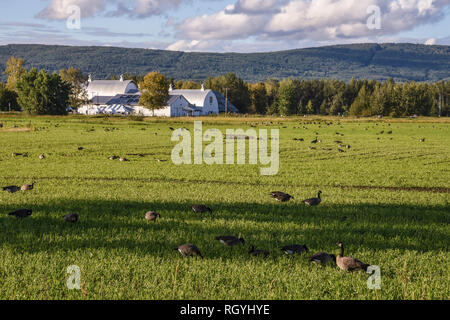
0 199 448 258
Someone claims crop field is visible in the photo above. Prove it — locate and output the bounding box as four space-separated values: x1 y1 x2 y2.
0 115 448 300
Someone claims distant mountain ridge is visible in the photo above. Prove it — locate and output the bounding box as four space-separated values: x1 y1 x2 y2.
0 43 449 82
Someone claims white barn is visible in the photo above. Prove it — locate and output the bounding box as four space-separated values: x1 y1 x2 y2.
79 76 225 117
86 75 139 100
168 84 219 116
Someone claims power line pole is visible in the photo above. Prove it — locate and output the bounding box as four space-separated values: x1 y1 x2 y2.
225 88 229 115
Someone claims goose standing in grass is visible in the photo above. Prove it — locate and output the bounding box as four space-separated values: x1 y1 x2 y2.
192 205 212 214
270 191 294 202
9 209 32 219
249 245 269 258
3 185 21 193
175 244 203 258
336 242 369 272
281 244 308 256
21 182 35 191
215 236 245 257
303 191 322 206
309 252 336 265
64 213 79 223
39 154 45 160
119 157 129 162
145 211 161 222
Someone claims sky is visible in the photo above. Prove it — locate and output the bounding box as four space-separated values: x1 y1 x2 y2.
0 0 449 53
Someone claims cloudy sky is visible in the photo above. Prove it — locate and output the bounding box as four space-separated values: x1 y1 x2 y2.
0 0 449 52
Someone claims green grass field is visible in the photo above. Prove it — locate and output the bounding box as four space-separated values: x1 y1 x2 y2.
0 115 448 300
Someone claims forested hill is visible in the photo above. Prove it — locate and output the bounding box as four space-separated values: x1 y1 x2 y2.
0 43 449 82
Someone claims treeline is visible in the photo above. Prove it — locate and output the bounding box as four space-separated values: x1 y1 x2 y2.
175 75 449 117
0 57 87 114
1 55 449 117
114 72 449 117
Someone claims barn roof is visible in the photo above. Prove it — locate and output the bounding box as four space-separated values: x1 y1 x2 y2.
87 80 138 97
170 89 212 107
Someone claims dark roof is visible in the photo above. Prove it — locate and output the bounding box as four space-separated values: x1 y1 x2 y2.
213 91 240 113
167 95 183 105
90 96 115 105
104 94 141 106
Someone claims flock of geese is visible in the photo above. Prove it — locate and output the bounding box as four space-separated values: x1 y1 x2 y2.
3 182 369 273
172 192 369 272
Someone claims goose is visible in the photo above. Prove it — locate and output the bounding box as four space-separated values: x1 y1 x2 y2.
3 185 21 193
21 182 35 191
336 242 369 272
248 245 269 258
109 156 119 160
9 209 32 219
270 191 294 202
303 191 322 206
338 148 345 153
64 213 79 223
78 147 84 151
39 154 45 160
281 244 308 256
420 138 425 142
119 157 129 162
192 205 212 214
215 236 245 256
175 244 203 258
311 137 319 144
309 252 336 265
145 211 161 222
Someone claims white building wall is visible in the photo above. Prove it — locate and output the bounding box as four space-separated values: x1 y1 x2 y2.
201 91 219 115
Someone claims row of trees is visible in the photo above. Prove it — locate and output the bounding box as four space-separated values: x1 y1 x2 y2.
171 76 449 117
1 55 449 116
1 57 88 115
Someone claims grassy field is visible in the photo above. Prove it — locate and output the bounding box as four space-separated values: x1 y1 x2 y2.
0 115 448 300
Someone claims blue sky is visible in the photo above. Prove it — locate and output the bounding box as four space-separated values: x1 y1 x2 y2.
0 0 449 52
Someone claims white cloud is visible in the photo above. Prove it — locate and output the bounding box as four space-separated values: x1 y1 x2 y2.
38 0 106 19
175 0 450 42
37 0 184 20
425 37 436 45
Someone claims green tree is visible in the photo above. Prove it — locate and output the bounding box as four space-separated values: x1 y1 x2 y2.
4 56 26 92
139 72 169 116
17 69 70 115
59 67 89 110
277 79 298 116
248 82 268 114
306 100 314 114
0 82 19 111
350 84 371 116
206 73 251 113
